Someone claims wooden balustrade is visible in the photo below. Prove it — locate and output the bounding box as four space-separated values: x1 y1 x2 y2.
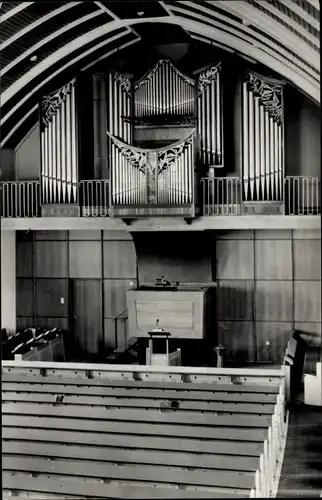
0 177 320 218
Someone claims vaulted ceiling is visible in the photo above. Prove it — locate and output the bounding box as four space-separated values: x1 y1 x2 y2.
0 0 319 149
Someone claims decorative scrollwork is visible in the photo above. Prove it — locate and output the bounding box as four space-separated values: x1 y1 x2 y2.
42 81 73 127
158 137 193 173
198 63 221 95
111 135 146 172
112 71 132 93
247 73 283 123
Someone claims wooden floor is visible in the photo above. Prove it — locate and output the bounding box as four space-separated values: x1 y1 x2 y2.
277 401 322 498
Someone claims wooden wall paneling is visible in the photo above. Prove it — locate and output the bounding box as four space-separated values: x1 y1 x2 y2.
16 241 33 278
35 241 68 278
35 279 69 318
255 322 293 363
69 231 101 240
255 240 292 280
255 281 293 321
292 230 321 240
217 321 254 364
35 231 68 240
216 240 254 280
103 231 133 241
35 317 69 330
217 280 253 321
103 241 137 279
293 239 321 280
294 281 321 323
16 317 34 331
16 279 33 317
69 241 101 278
71 279 102 355
255 230 292 240
294 322 321 348
104 279 137 349
215 230 253 239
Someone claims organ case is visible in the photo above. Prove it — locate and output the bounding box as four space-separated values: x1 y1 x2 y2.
106 60 223 218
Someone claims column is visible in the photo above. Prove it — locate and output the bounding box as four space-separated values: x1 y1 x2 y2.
1 230 16 334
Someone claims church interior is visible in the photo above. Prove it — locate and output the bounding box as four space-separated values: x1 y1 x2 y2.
0 1 321 498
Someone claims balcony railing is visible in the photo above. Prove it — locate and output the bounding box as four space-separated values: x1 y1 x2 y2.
284 176 321 216
79 180 110 217
1 177 320 218
0 181 40 218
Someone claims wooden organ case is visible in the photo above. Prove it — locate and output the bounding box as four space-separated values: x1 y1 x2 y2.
106 60 223 218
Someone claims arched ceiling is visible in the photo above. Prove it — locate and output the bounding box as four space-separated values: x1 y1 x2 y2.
0 0 319 149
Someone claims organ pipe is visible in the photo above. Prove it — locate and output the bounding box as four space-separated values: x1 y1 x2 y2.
40 80 78 205
197 63 222 167
107 131 194 207
242 72 284 203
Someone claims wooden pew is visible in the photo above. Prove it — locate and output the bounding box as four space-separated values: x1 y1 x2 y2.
283 331 307 400
2 361 289 498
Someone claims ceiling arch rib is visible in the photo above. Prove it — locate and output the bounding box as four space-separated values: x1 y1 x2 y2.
168 1 319 83
1 9 105 76
0 3 77 51
0 2 33 23
0 0 319 148
0 31 140 146
209 0 319 70
278 0 319 31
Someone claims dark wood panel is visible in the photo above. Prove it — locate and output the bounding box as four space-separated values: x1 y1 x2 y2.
69 241 101 278
104 279 136 318
104 318 128 350
103 231 133 241
16 278 33 317
103 241 137 278
255 240 292 280
72 279 102 354
294 281 321 323
255 322 293 363
215 231 253 240
217 321 254 364
255 230 292 240
35 241 68 278
35 317 69 330
16 241 33 278
69 230 101 240
35 279 68 318
293 240 321 280
16 317 33 330
294 322 321 348
292 230 321 240
217 281 253 321
35 231 68 240
217 240 253 280
133 232 212 284
255 281 292 321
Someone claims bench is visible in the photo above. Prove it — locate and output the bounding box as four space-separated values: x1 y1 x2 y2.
2 361 289 498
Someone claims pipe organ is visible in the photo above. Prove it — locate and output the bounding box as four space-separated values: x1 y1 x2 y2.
242 72 284 208
41 80 78 207
106 60 222 218
107 131 195 216
197 63 222 167
133 60 195 118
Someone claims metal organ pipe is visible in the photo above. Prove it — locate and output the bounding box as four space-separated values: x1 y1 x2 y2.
242 73 284 204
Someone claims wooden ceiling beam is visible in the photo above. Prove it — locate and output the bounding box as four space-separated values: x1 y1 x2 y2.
0 2 33 23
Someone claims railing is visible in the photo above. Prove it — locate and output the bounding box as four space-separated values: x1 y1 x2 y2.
79 180 110 216
1 177 320 218
201 177 242 215
284 176 321 215
0 181 40 217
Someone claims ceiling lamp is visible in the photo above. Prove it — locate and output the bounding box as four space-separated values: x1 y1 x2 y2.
30 55 37 62
137 11 144 16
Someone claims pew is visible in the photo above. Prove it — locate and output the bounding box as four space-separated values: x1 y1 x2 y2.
283 331 307 400
2 361 289 499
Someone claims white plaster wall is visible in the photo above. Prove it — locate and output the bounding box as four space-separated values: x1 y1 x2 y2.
1 230 16 333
